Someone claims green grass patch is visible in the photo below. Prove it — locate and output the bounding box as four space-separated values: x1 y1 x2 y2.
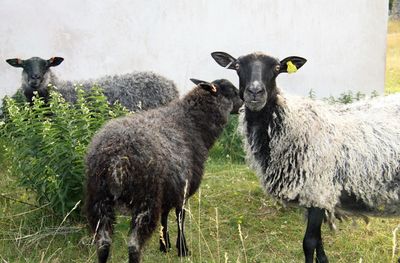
209 115 245 164
1 163 400 262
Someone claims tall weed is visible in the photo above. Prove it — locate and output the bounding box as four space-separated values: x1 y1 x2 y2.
0 86 128 219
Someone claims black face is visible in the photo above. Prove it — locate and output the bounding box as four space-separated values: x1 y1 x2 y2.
6 56 64 90
211 52 307 112
211 79 243 114
190 78 243 114
235 54 280 111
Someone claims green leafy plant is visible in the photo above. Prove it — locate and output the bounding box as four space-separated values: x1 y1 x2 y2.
0 89 25 118
209 115 245 164
308 88 316 100
324 90 378 104
0 86 128 219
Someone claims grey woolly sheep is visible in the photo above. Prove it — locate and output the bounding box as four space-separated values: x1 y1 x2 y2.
85 78 242 263
212 51 400 263
6 57 179 111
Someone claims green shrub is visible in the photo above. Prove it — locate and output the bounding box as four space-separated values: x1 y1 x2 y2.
209 115 245 164
0 89 25 118
0 133 6 167
0 86 128 219
323 90 378 104
308 88 316 100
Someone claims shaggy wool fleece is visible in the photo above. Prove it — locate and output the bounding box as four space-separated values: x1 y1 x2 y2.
240 93 400 215
18 69 178 111
55 71 179 111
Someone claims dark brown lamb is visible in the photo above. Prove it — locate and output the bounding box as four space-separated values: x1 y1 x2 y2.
85 78 242 263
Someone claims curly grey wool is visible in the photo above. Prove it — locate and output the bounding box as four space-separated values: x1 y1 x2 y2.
57 71 179 111
211 50 399 262
240 93 400 216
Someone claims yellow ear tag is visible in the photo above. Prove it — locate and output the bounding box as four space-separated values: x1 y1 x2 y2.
211 84 217 93
286 61 297 74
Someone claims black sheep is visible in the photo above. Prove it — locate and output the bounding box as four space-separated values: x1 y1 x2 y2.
85 78 242 263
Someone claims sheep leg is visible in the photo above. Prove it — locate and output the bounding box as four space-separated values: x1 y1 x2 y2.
159 209 171 252
303 207 329 263
86 196 115 263
128 205 161 263
176 207 189 257
96 223 114 263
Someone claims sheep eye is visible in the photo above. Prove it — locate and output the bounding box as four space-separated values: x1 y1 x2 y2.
274 65 280 72
235 63 240 70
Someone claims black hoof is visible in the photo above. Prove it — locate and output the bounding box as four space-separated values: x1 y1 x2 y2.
97 245 110 263
128 246 140 263
159 243 171 253
159 237 171 253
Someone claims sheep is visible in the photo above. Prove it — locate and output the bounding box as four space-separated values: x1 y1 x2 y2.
212 51 400 263
5 57 179 111
84 78 242 263
5 57 63 105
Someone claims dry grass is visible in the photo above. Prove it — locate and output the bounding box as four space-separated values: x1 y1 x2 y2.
385 19 400 93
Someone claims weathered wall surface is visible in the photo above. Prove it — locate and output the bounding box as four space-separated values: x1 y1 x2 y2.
0 0 389 100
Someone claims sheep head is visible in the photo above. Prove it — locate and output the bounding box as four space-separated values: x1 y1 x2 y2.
190 78 243 114
211 51 306 112
6 56 64 90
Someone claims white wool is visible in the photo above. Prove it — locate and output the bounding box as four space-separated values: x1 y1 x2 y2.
240 93 400 214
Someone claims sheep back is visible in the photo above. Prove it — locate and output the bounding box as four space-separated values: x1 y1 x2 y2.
85 100 206 210
56 71 178 111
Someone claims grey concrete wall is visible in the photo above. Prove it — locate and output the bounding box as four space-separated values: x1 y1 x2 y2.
0 0 389 101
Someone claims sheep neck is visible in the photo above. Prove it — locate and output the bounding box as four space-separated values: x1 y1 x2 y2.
22 70 56 104
182 92 229 151
244 93 284 169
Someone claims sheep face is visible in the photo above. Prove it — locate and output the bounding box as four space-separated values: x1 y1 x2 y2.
189 78 243 114
211 52 306 112
6 56 64 90
212 79 243 114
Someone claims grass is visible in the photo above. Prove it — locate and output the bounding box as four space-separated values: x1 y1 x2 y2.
2 163 400 262
385 20 400 93
0 20 400 263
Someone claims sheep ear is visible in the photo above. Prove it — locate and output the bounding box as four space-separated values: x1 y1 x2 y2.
190 78 208 85
190 79 218 94
48 57 64 67
211 52 237 70
279 56 307 74
200 83 218 94
6 58 24 68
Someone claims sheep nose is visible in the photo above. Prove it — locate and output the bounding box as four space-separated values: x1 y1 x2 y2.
32 74 41 80
248 83 264 96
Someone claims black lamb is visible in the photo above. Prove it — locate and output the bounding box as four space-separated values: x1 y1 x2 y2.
85 78 242 263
